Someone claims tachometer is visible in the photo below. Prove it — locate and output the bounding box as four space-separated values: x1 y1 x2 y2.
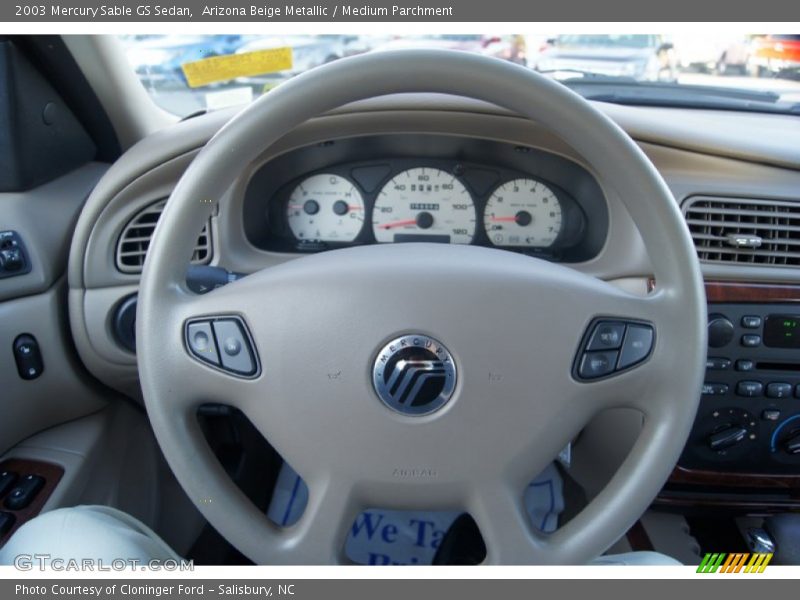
372 168 475 244
286 174 364 242
483 179 562 247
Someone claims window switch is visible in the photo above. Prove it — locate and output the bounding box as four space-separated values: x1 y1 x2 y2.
0 511 15 536
0 471 17 497
3 474 44 511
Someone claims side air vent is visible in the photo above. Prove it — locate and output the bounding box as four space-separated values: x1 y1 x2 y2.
115 200 212 274
683 196 800 267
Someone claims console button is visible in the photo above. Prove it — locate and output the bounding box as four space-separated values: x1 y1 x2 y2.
211 319 256 376
708 315 734 348
578 351 618 379
0 248 23 271
13 334 44 380
735 359 755 372
762 409 781 421
0 512 15 536
706 357 731 370
702 383 729 396
586 322 626 351
186 321 220 366
766 383 793 399
617 324 654 369
742 316 762 329
0 471 17 497
741 335 761 347
708 426 747 451
736 381 763 397
3 474 44 510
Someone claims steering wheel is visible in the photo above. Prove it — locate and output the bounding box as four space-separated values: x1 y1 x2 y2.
136 50 706 564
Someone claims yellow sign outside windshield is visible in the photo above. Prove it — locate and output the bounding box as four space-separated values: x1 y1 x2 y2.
181 47 293 88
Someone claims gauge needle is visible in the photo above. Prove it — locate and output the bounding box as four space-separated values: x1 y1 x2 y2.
378 219 418 230
489 216 518 222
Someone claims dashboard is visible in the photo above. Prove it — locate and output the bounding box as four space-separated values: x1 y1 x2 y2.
243 134 608 262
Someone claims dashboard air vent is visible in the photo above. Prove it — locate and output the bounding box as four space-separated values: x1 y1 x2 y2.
683 196 800 267
116 200 212 274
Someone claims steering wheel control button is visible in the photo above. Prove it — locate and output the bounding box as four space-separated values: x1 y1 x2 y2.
736 381 763 397
766 383 793 399
0 512 14 536
578 351 618 379
187 321 220 366
706 357 731 371
372 334 456 416
0 231 31 279
0 471 17 497
708 314 735 348
586 322 626 351
617 324 655 370
575 319 655 381
3 474 44 511
211 319 256 376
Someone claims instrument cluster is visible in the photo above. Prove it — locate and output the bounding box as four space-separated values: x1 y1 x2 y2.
244 135 607 262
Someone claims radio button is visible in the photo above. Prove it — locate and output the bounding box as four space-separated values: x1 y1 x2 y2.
706 357 731 370
762 409 781 421
741 335 761 348
702 383 729 396
736 381 763 397
741 316 762 329
735 359 755 372
766 383 793 399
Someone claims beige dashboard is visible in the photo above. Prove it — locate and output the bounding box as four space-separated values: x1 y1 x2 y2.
66 95 800 399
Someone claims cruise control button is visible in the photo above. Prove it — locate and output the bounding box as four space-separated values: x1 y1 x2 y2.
0 471 17 497
186 321 220 366
736 381 763 397
579 351 618 379
3 474 44 511
0 512 15 536
767 382 793 399
212 319 255 376
706 357 731 370
618 324 654 369
586 322 626 351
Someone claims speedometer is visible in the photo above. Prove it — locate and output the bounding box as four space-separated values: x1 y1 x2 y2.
372 168 475 244
286 174 364 242
483 179 563 247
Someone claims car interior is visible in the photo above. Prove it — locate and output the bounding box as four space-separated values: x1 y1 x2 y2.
1 33 800 566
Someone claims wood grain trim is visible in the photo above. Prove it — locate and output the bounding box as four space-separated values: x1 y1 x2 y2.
705 281 800 303
0 459 63 547
668 465 800 489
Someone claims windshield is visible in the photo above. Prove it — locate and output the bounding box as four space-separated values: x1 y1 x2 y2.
119 33 800 116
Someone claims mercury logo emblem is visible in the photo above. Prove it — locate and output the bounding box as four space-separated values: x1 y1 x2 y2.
372 334 457 416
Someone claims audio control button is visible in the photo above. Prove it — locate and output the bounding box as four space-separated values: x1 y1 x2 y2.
706 357 731 370
702 383 729 396
762 409 781 421
735 359 755 372
741 335 761 348
766 383 793 399
741 316 762 329
736 381 763 397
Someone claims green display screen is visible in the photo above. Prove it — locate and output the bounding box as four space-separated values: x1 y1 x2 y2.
764 315 800 348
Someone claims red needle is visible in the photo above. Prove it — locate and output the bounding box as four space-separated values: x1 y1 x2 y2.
379 219 417 230
489 216 518 223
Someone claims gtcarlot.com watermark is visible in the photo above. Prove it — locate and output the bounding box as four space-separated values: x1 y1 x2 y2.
12 554 194 571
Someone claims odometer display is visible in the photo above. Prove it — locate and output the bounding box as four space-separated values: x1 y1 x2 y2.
372 168 476 244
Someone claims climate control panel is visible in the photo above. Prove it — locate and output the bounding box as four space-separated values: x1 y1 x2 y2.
680 303 800 474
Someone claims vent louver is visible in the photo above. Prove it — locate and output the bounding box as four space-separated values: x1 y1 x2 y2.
115 200 212 273
683 196 800 267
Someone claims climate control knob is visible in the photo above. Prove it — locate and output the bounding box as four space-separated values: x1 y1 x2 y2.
708 425 747 451
708 314 735 348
